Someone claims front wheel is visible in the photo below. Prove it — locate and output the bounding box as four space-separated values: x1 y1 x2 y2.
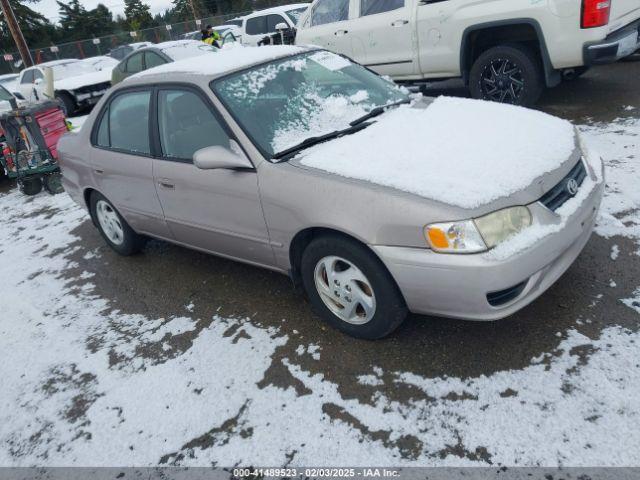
301 235 407 340
90 191 145 256
55 92 76 117
469 44 543 107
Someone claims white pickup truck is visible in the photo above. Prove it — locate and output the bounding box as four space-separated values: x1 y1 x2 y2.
295 0 640 105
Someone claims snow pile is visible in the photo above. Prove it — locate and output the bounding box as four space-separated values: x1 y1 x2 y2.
299 96 576 209
579 117 640 249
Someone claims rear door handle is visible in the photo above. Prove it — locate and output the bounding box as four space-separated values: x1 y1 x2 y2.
335 29 349 36
158 180 175 189
391 20 409 27
94 169 104 174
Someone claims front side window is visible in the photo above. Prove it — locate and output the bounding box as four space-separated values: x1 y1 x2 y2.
21 70 34 84
267 14 287 32
126 53 143 73
95 90 151 154
246 16 267 35
158 89 230 160
144 51 166 69
311 0 349 26
360 0 404 16
213 51 408 159
33 70 44 81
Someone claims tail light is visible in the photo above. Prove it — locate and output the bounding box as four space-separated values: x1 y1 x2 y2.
582 0 611 28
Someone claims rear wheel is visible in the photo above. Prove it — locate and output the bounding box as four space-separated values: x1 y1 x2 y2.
55 92 76 117
19 177 42 196
301 235 407 340
469 44 543 107
90 191 145 256
43 172 64 194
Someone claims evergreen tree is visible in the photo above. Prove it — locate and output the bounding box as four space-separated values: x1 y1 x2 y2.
123 0 153 30
56 0 92 40
88 4 115 38
0 0 54 53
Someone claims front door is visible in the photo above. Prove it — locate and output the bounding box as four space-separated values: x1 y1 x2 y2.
298 0 355 57
90 88 171 238
152 87 275 267
348 0 416 77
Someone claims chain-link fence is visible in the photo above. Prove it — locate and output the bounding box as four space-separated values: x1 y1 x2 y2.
0 11 252 75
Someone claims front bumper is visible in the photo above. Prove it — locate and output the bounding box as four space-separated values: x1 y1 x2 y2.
584 19 640 65
373 171 605 321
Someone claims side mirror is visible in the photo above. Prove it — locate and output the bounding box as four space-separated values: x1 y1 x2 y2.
34 78 43 86
193 143 253 170
275 22 289 31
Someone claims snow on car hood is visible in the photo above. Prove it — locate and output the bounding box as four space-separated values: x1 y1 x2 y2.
54 69 112 91
298 96 576 209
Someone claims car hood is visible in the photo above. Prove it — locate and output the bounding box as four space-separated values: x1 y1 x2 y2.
297 96 579 212
55 69 112 91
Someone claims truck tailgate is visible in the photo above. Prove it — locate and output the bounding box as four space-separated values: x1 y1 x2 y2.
609 0 640 28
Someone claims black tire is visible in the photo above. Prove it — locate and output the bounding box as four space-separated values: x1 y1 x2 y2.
55 92 76 117
43 172 64 194
469 44 543 107
300 234 407 340
19 177 42 196
89 191 145 256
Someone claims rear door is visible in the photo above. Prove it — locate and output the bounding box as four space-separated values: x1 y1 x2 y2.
297 0 354 56
347 0 416 76
151 86 275 267
89 88 171 238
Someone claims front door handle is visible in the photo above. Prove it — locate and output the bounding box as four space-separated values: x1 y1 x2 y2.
158 180 175 189
335 29 349 36
94 169 104 174
391 20 409 27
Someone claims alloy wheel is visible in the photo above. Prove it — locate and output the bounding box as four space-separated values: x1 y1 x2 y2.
480 58 525 104
96 200 124 246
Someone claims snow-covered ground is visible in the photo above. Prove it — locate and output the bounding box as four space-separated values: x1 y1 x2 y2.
0 113 638 467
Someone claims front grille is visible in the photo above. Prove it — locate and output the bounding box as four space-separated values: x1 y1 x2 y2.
487 280 528 307
538 159 587 211
75 82 111 94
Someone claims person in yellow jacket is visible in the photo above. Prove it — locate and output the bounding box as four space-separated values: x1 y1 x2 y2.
202 25 221 48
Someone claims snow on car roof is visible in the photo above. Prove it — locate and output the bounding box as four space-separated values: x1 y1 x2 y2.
29 59 79 69
244 3 309 18
131 45 307 81
299 96 577 209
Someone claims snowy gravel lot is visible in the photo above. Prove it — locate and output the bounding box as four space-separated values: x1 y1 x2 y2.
0 67 639 467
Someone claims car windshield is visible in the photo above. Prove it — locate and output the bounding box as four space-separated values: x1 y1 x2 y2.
0 76 17 91
162 43 218 61
286 7 308 24
212 50 408 159
0 85 13 102
51 61 93 80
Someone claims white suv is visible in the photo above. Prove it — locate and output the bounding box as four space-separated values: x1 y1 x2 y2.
296 0 640 105
240 3 310 46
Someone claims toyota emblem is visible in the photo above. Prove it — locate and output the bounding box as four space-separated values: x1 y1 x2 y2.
566 179 579 196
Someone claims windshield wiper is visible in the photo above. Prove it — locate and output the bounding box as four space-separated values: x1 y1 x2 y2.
272 122 372 161
349 99 411 127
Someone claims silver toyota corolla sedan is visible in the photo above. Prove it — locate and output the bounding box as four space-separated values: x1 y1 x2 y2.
58 45 604 339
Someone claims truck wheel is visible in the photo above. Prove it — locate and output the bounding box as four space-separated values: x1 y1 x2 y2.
469 44 543 107
55 92 76 117
19 177 43 196
300 234 408 340
43 172 64 194
90 191 146 256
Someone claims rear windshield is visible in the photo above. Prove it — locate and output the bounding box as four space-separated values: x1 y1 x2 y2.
162 43 218 61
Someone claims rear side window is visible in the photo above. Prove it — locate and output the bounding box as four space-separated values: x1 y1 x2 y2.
312 0 349 26
267 14 287 32
126 53 143 73
361 0 404 16
246 16 267 35
95 90 151 155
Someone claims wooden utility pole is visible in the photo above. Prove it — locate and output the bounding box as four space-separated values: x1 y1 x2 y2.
0 0 33 67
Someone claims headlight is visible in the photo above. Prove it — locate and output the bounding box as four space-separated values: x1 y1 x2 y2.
425 206 532 253
425 220 487 253
474 206 532 249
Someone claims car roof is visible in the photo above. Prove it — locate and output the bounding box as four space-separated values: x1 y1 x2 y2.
26 59 79 69
244 3 309 19
126 45 312 84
